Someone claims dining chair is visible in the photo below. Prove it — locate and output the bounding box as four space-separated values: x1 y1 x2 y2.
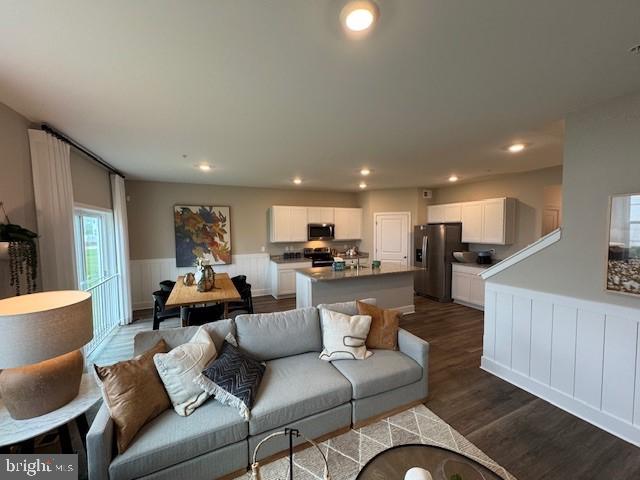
152 290 180 330
184 304 225 326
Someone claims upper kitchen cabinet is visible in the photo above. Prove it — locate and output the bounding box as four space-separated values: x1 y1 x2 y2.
460 202 484 242
270 206 308 242
307 207 335 224
334 207 363 240
429 198 516 245
428 203 462 223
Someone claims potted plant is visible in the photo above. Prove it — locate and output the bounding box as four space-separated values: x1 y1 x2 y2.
0 202 38 295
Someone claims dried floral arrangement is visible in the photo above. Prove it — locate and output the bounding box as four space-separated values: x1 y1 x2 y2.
0 201 38 295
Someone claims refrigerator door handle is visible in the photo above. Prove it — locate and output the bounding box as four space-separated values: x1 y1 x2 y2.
422 235 428 269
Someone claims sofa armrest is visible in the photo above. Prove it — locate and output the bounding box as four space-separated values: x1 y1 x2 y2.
398 329 429 398
87 402 114 480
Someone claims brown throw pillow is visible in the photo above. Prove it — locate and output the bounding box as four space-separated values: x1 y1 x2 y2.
357 301 399 350
94 339 171 453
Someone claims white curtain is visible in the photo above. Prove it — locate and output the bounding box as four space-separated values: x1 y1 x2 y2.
111 174 133 324
28 129 77 291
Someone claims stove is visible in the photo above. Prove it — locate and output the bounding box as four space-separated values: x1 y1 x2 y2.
303 247 334 267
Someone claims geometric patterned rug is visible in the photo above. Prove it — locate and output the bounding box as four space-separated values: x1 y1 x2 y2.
232 404 517 480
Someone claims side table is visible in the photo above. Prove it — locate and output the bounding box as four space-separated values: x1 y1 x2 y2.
0 373 101 454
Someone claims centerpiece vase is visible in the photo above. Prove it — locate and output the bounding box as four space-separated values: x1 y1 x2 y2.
197 264 215 292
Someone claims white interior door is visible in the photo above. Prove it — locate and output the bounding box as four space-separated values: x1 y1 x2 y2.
374 212 410 267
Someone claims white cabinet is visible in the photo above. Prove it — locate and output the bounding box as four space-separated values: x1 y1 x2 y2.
269 260 312 298
429 198 515 245
307 207 334 224
334 208 363 240
428 204 461 223
461 202 484 243
270 206 308 242
452 264 486 310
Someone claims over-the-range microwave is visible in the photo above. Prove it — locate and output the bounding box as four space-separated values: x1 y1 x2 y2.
308 223 335 241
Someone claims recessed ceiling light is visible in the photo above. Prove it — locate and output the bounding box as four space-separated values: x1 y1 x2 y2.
448 175 459 182
293 177 302 185
359 182 367 189
340 1 379 33
507 143 526 153
198 164 211 172
360 168 371 176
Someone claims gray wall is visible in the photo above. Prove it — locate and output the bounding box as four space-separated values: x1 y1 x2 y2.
125 180 360 260
0 102 113 298
433 166 563 259
70 148 112 210
0 104 36 299
492 91 640 309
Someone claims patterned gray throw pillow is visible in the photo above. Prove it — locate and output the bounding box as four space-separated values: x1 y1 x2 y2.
194 334 266 420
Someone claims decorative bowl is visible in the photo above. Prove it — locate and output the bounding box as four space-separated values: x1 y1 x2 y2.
453 251 478 263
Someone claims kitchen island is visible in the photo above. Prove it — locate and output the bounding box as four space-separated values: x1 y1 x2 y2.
295 265 420 313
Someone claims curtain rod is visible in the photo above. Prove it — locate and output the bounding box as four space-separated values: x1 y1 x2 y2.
40 124 125 178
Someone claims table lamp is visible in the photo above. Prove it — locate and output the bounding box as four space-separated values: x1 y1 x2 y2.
0 291 93 420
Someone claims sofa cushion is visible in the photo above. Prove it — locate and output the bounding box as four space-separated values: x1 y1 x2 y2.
317 298 376 316
153 326 216 417
332 350 422 399
249 352 352 435
108 400 248 480
234 308 321 361
94 340 171 454
134 319 235 356
319 309 373 361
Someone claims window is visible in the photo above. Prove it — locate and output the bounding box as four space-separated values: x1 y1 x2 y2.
74 208 116 289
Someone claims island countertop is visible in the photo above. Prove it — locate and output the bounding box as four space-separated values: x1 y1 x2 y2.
295 265 421 282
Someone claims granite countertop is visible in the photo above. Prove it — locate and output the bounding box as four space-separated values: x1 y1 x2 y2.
295 265 421 282
270 256 312 264
452 261 501 270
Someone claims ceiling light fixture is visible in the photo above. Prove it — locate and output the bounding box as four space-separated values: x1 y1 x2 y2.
360 168 370 176
340 1 379 34
293 177 302 185
359 182 367 189
507 143 526 153
198 164 212 172
448 175 459 182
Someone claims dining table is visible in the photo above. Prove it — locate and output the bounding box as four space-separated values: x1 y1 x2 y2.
165 273 242 326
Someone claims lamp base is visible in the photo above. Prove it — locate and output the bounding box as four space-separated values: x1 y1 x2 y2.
0 349 84 420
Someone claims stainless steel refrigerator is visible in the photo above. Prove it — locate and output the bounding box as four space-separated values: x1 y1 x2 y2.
414 223 466 302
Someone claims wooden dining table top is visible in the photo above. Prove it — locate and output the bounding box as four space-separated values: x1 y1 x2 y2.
165 273 242 308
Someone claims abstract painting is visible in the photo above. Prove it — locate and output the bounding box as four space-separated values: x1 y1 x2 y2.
174 205 232 267
607 194 640 296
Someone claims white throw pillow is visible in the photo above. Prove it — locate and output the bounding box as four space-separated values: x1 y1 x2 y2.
319 309 373 361
154 326 216 416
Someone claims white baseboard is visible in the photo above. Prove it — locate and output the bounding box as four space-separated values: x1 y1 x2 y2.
395 304 415 315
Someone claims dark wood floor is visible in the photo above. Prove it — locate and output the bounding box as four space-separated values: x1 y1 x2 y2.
92 295 640 479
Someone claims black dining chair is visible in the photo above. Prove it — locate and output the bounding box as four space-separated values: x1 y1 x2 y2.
185 304 225 326
228 276 254 316
159 280 176 293
152 290 181 330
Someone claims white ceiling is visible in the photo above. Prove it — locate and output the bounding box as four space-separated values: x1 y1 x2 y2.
1 1 639 190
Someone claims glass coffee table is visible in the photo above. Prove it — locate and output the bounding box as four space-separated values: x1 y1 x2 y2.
357 444 505 480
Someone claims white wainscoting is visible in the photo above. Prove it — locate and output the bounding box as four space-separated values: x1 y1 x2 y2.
482 282 640 447
130 254 271 310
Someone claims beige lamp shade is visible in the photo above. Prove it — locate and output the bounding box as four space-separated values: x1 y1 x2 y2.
0 290 93 368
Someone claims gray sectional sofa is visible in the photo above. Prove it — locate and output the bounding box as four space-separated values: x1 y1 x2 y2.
87 299 430 480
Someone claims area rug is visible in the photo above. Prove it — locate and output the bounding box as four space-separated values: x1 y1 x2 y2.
232 404 517 480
